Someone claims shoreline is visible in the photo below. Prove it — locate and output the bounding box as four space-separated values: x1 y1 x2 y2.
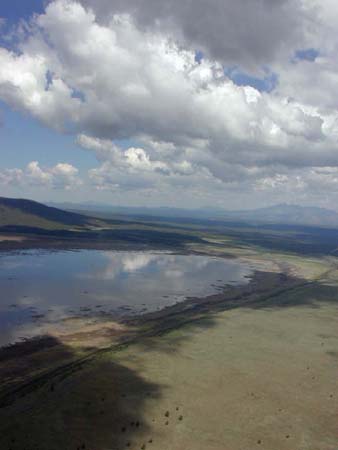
0 242 244 350
0 237 306 358
0 262 305 406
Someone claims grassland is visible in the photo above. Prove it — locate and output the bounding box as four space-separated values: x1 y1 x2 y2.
0 203 69 230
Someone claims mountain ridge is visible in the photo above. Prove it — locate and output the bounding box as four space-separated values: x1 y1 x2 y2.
49 201 338 228
1 196 338 230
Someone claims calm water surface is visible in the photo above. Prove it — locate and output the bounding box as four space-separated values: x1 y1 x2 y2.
0 250 253 347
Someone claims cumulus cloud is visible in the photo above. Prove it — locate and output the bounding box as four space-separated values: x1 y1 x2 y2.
0 161 81 190
0 2 334 151
77 133 216 193
80 0 307 71
1 0 338 207
255 166 338 208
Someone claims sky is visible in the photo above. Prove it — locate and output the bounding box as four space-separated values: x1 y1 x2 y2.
1 0 338 210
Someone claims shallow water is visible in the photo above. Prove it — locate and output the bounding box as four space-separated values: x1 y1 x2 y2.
0 249 253 347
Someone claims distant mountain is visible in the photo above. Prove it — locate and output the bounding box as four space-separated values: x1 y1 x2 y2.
50 201 338 229
49 202 214 219
0 197 93 229
225 204 338 227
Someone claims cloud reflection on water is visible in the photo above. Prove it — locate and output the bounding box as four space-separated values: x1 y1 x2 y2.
0 250 252 347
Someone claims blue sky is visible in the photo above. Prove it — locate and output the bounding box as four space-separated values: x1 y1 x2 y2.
294 48 319 62
0 0 46 24
0 101 96 170
224 68 278 93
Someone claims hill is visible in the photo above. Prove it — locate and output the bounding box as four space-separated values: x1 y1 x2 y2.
0 197 204 250
0 197 92 230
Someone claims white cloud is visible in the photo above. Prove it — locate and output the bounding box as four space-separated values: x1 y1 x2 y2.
255 167 338 201
0 161 81 190
1 1 338 207
0 168 24 186
26 161 53 185
0 2 333 154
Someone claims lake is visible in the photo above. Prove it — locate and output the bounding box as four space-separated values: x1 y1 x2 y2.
0 249 253 347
